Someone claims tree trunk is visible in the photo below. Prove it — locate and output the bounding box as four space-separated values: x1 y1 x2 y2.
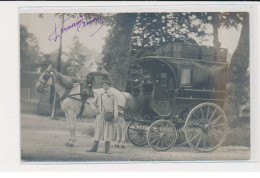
57 14 64 73
224 13 249 125
51 14 64 120
140 68 143 95
104 14 137 91
212 13 221 48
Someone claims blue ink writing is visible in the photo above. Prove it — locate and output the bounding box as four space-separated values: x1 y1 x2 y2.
49 16 104 42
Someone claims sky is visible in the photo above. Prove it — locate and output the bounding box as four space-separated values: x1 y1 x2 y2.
205 25 242 61
20 13 109 54
20 13 242 61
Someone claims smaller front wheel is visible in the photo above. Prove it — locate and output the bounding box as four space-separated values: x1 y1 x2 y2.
147 119 177 151
127 121 148 146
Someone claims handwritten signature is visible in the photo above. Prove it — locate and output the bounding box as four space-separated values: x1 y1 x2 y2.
48 16 104 42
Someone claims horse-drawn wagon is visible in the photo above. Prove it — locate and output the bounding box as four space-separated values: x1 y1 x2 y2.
125 43 229 152
35 42 229 152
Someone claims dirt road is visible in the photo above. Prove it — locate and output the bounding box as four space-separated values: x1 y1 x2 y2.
21 113 250 162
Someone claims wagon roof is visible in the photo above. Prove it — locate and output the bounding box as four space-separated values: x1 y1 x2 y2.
132 56 228 73
132 56 228 65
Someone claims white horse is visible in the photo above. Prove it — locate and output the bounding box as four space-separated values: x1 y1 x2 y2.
36 65 133 147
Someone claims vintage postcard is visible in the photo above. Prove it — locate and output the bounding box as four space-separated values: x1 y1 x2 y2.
20 6 252 162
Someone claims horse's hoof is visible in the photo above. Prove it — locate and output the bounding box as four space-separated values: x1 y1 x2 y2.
114 144 119 148
68 144 74 147
65 142 74 147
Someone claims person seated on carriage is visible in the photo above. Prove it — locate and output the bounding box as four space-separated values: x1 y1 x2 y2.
87 79 119 154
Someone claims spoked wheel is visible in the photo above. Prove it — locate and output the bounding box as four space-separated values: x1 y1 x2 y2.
184 103 228 152
147 119 177 151
127 121 148 146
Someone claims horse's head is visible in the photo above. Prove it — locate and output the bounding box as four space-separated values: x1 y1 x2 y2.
36 64 54 94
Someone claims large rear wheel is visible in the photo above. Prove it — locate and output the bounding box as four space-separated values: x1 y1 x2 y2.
184 103 228 152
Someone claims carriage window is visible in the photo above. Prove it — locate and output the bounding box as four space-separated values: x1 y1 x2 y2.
181 68 191 86
161 73 167 87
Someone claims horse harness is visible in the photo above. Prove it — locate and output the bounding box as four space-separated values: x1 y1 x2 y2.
39 71 93 118
56 85 93 118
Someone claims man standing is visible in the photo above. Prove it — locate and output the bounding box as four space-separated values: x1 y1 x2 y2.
87 79 118 154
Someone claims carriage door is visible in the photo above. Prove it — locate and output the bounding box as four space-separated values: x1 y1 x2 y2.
151 62 176 115
153 63 175 101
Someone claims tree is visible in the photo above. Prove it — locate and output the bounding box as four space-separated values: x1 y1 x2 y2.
130 13 207 58
195 12 242 48
20 25 40 71
64 36 88 76
224 12 249 125
189 12 249 124
102 13 138 90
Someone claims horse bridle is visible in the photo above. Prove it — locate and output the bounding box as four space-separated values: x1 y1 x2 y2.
38 71 55 94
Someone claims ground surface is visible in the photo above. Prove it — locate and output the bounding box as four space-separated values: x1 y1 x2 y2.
21 113 250 162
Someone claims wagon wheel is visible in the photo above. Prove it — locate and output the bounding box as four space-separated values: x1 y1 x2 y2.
184 103 228 152
147 119 177 151
127 121 148 146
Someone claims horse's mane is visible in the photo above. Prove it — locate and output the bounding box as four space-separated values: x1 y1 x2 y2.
54 71 78 89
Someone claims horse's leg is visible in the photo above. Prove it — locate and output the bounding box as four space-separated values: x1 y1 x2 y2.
113 121 121 148
113 127 117 141
118 116 127 148
117 107 127 148
112 127 116 146
67 109 77 146
65 112 72 146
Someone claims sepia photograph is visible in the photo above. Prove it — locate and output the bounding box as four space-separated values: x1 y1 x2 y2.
20 10 250 162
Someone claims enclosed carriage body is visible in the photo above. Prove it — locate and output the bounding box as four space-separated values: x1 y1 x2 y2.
132 56 228 117
127 46 229 152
